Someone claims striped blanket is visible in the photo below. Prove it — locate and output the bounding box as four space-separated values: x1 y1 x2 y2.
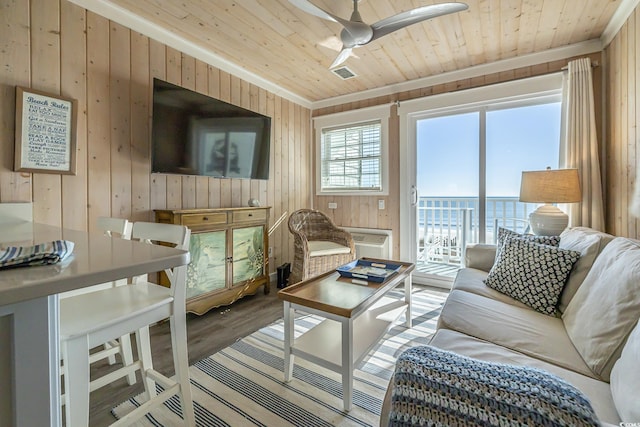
388 346 600 427
0 240 74 269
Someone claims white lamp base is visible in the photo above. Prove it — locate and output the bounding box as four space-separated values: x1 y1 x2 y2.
528 204 569 236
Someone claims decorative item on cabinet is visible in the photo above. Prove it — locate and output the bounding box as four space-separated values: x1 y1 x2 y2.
155 207 270 315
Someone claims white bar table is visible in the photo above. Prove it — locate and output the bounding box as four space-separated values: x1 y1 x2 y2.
0 221 190 427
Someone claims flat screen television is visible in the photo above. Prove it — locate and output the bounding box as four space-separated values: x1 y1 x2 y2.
151 78 271 179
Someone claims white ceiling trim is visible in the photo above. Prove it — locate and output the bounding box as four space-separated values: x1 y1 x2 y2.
67 0 314 109
601 0 640 47
312 39 603 110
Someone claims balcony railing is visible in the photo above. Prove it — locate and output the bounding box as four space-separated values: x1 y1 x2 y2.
417 196 537 266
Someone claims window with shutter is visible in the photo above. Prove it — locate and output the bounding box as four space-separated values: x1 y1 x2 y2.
321 121 382 191
313 104 390 196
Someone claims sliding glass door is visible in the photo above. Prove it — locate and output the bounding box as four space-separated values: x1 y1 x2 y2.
416 112 479 268
399 75 563 286
485 103 562 240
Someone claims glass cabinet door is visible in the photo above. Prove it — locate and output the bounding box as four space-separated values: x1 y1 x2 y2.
232 225 265 285
186 230 227 299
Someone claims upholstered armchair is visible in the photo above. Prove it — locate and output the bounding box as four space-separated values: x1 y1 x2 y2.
287 209 356 284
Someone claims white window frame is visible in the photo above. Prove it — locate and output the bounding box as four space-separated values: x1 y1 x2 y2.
313 104 391 196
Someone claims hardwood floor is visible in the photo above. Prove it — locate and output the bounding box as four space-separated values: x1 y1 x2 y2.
88 282 282 426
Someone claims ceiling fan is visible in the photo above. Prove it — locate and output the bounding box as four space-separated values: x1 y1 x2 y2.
289 0 469 69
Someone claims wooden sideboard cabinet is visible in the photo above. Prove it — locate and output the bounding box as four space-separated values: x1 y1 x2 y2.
155 207 270 315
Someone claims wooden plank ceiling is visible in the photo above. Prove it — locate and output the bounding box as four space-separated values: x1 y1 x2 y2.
108 0 621 102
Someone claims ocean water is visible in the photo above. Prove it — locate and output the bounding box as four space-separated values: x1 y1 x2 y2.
418 196 535 240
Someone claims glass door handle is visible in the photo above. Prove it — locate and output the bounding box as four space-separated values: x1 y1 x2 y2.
410 185 418 206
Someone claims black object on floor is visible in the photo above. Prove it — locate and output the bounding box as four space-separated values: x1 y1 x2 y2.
277 263 291 288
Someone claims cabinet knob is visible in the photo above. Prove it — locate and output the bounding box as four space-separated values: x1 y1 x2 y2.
203 217 208 221
248 213 253 217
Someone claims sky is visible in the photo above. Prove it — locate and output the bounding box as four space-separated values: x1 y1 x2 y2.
416 102 561 197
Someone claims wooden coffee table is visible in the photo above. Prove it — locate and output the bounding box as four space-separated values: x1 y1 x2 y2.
277 258 415 411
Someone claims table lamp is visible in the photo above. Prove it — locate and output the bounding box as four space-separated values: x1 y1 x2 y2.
519 168 582 236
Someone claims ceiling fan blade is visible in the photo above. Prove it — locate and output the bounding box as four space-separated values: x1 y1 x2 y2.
330 47 353 69
288 0 365 38
288 0 339 23
371 2 468 41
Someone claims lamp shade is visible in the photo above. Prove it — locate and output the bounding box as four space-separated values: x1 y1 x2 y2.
519 168 582 203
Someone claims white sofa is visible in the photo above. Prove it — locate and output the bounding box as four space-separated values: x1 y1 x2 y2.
381 227 640 426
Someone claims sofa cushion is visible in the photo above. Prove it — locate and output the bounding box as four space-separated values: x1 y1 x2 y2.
463 243 497 272
610 320 640 422
484 238 581 315
495 226 560 259
388 344 600 427
452 268 531 309
437 290 595 378
563 237 640 381
557 227 615 313
427 329 622 425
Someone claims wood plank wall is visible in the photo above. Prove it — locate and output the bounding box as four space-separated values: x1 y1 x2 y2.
0 0 312 274
313 52 603 256
605 4 640 239
0 1 632 260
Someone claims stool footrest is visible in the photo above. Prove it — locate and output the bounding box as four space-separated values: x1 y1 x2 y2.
111 377 181 426
91 361 142 392
89 344 121 364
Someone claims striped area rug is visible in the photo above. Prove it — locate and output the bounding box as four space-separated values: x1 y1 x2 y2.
112 286 447 426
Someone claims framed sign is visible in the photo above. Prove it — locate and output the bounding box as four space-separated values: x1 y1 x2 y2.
14 86 77 175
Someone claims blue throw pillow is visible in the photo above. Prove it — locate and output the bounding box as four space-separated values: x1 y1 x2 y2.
389 346 599 427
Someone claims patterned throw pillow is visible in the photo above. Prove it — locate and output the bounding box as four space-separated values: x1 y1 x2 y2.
389 346 600 427
484 238 581 315
495 227 561 260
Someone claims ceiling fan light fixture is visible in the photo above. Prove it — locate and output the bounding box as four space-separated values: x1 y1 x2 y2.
332 66 357 80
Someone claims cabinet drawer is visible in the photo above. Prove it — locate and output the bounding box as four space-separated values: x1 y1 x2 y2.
232 210 266 223
181 213 227 227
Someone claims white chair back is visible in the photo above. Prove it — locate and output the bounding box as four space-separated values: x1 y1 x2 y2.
131 222 191 302
62 217 132 298
97 217 131 288
132 221 189 248
97 216 132 240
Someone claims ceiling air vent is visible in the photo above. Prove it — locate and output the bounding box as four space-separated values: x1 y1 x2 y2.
332 66 356 80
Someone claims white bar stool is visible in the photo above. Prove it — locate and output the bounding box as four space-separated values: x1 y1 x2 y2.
60 217 137 396
60 221 195 426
